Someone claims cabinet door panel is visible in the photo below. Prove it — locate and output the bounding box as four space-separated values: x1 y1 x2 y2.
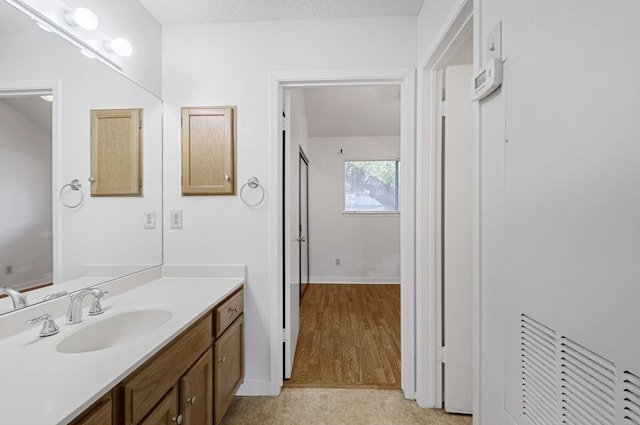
181 107 236 195
181 348 213 425
90 108 142 196
139 387 179 425
214 315 244 425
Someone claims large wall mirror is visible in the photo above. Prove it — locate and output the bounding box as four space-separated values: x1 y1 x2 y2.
0 1 162 315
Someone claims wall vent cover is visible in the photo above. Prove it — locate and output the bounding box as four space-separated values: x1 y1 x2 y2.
559 337 616 425
521 315 558 425
623 371 640 424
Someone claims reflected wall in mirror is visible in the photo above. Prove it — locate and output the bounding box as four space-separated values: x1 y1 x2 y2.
0 0 163 315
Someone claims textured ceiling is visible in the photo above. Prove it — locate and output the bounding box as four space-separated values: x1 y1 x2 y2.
138 0 425 24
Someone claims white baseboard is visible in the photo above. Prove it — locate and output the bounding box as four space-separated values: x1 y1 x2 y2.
236 379 280 396
309 276 400 284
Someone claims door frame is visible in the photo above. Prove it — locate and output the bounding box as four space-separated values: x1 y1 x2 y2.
298 147 310 301
415 0 478 411
0 79 61 282
268 68 416 397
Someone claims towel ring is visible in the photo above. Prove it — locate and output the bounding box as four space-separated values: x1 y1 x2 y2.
59 179 84 208
240 177 265 207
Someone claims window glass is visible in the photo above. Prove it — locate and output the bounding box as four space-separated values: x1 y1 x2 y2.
344 160 399 212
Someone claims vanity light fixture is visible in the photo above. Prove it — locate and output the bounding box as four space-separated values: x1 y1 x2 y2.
104 37 133 57
5 0 131 70
63 7 98 31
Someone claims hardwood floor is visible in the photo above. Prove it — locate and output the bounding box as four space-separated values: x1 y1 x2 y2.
285 284 401 389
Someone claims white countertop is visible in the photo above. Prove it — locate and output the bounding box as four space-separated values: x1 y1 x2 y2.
0 275 244 425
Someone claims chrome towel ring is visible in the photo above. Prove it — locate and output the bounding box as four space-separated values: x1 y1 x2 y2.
59 179 84 208
240 177 265 207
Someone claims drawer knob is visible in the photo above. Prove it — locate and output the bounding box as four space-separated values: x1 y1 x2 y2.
218 356 226 364
172 414 183 424
187 396 197 405
231 306 239 313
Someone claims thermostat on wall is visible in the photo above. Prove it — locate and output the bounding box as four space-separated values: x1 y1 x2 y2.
471 57 503 101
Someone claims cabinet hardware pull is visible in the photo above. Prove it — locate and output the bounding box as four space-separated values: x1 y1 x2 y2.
224 174 231 181
218 356 226 364
187 396 197 405
172 414 183 424
229 306 239 313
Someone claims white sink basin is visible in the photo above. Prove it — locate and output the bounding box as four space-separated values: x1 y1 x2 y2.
56 309 172 354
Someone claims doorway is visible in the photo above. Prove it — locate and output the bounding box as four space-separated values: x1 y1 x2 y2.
415 0 475 412
275 74 415 394
0 88 54 293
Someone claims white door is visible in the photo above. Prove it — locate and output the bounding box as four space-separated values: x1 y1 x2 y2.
443 64 473 414
283 91 300 379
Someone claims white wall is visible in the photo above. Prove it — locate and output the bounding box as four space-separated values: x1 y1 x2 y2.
417 0 467 62
161 17 416 392
0 99 52 289
307 136 400 284
473 0 640 423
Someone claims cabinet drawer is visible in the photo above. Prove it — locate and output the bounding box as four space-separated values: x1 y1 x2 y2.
215 288 243 337
121 314 211 425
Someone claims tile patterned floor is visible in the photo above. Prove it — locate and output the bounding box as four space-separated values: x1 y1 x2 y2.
221 388 472 425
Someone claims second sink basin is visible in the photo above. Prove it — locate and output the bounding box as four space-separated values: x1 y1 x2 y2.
56 309 172 354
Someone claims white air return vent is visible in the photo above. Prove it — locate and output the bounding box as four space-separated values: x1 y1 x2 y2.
521 315 558 425
623 371 640 424
559 337 616 425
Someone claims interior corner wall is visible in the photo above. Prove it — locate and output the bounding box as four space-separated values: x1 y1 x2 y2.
0 100 52 289
417 0 467 62
307 136 400 284
161 17 416 393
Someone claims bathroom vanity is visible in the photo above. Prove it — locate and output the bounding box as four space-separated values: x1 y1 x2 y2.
0 267 245 425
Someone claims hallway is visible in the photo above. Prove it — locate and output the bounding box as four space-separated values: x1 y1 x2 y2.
286 284 401 388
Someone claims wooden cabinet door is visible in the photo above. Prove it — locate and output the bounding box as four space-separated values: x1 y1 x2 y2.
181 348 213 425
214 315 244 425
70 397 112 425
138 387 179 425
90 108 142 196
181 107 236 195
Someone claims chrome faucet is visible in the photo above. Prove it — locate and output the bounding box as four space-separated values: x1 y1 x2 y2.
66 288 108 324
0 287 27 310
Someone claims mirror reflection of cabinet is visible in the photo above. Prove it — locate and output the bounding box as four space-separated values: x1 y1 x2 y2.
90 109 143 196
181 106 236 196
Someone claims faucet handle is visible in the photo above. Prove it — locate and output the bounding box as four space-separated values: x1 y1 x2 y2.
25 314 60 337
88 289 108 316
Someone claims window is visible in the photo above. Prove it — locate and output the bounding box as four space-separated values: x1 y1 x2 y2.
344 160 399 212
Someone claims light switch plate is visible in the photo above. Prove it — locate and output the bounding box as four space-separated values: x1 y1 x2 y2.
487 21 502 60
170 210 183 229
144 211 156 229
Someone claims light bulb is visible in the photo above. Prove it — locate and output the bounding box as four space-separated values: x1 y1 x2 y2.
105 37 133 57
64 8 99 31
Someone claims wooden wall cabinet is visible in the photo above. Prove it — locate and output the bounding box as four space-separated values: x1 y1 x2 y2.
181 107 236 196
69 394 112 425
69 287 244 425
213 289 244 425
90 109 143 196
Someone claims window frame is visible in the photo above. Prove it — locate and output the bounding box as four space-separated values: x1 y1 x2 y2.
343 158 400 215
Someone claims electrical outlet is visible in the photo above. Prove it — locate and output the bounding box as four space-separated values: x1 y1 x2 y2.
144 211 156 229
5 265 13 275
170 210 183 229
335 258 340 266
